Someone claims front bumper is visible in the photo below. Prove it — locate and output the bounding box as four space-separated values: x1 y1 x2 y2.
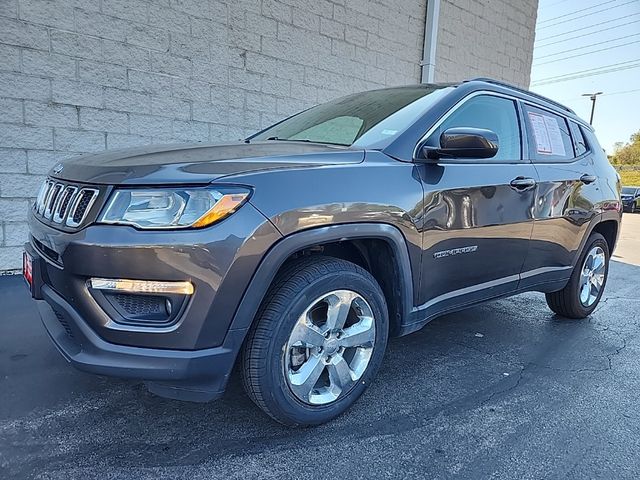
26 241 247 401
37 280 245 401
26 201 281 400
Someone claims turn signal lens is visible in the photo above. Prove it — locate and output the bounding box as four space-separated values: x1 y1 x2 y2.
192 192 249 228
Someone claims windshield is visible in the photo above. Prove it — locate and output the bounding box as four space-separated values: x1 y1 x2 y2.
249 86 452 147
622 187 637 195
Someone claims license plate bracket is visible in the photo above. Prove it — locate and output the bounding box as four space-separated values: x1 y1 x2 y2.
23 247 43 299
23 251 33 288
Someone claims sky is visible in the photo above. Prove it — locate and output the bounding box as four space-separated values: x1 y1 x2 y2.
531 0 640 153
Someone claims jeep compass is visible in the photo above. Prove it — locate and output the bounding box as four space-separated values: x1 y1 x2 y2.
24 78 622 426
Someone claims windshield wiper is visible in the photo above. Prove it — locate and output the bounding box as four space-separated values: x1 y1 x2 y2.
266 136 311 142
265 137 349 146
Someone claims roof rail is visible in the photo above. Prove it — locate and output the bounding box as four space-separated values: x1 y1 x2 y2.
467 77 575 114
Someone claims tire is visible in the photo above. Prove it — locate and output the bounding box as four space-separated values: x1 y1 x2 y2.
241 255 389 426
545 232 609 319
632 203 637 214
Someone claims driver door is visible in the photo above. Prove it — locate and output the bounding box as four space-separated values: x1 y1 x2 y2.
416 94 537 318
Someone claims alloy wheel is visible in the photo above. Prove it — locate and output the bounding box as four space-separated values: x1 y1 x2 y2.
579 245 606 307
284 290 376 405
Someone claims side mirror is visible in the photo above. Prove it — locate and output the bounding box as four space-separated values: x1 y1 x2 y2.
421 127 499 160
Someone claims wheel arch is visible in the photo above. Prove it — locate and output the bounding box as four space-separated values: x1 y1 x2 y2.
591 217 619 255
571 212 620 269
227 223 415 338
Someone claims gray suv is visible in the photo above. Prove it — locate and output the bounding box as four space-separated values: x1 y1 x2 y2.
24 78 622 426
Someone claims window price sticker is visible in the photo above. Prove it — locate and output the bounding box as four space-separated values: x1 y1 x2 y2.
528 112 566 156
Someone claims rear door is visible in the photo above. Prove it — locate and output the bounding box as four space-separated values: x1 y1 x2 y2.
519 104 601 289
416 93 537 318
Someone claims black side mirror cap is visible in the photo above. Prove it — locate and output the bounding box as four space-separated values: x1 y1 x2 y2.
420 127 499 161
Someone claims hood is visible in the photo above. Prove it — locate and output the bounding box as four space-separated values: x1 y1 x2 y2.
50 141 364 185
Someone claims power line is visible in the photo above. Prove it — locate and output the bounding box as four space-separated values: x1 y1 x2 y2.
536 13 640 43
532 64 640 86
538 0 638 30
536 16 640 47
533 64 640 86
538 0 619 24
603 88 640 97
531 59 640 86
559 88 640 102
535 33 640 60
534 40 640 66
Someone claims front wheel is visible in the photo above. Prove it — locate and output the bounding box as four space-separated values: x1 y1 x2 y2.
545 232 609 319
241 256 389 426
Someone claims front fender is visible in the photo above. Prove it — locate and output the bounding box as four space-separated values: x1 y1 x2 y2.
225 223 415 334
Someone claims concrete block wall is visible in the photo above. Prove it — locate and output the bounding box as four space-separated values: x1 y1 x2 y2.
0 0 427 270
434 0 537 87
0 0 538 271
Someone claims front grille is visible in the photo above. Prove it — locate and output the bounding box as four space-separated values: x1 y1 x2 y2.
34 179 99 229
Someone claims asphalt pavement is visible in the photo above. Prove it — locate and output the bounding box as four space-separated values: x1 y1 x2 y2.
1 228 639 479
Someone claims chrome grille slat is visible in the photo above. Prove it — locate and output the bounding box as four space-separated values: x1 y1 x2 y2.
66 188 99 227
53 186 78 223
33 178 100 229
37 180 54 214
35 181 49 214
44 183 63 219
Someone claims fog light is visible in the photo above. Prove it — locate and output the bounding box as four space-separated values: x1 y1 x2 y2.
90 278 194 295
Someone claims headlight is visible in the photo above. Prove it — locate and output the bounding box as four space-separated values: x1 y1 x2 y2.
98 187 250 229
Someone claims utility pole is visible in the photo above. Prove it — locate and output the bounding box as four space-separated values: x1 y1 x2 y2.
582 92 603 125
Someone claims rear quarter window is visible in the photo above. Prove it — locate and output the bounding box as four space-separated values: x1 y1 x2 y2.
569 121 589 157
524 105 574 162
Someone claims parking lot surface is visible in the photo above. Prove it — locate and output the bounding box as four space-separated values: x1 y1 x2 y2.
1 218 639 479
614 212 640 266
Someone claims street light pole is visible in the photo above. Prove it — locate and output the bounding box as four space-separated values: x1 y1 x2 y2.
582 92 603 125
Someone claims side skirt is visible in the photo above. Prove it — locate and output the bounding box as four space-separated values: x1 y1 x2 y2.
398 266 572 337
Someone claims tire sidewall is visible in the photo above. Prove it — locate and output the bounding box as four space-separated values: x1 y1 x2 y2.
263 271 389 426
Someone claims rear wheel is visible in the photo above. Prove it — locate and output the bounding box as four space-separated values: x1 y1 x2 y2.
545 232 609 318
241 256 388 426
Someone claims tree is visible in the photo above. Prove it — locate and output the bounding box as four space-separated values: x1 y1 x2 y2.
610 130 640 165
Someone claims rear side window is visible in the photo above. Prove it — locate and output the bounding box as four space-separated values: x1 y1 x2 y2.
569 121 589 157
524 105 574 162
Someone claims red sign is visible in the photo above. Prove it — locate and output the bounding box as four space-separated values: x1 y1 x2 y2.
23 251 33 287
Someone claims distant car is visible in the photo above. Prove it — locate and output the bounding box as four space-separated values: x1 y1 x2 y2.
621 186 640 213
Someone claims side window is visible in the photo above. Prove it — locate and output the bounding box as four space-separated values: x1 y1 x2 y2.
569 121 588 157
429 95 521 161
524 105 574 162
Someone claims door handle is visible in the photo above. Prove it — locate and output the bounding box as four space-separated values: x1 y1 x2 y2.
580 174 597 185
510 176 537 191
